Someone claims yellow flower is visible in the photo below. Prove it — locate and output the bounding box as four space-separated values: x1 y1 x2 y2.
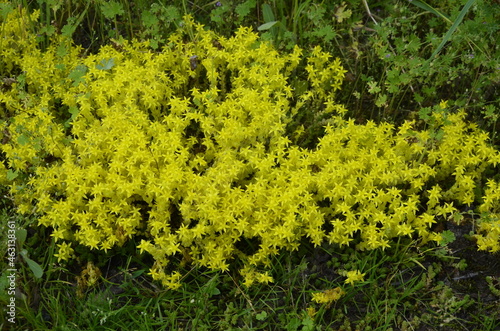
257 272 274 284
439 100 448 109
306 306 317 318
54 242 74 262
311 287 345 304
137 239 154 254
50 227 67 242
344 270 365 286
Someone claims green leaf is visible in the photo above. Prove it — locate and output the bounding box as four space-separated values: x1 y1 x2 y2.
258 21 279 31
61 4 89 38
432 128 445 141
69 65 88 86
414 93 424 104
96 58 115 71
55 63 66 71
236 0 256 21
16 73 26 87
439 230 456 246
16 228 27 247
313 25 337 42
68 106 79 118
334 4 352 23
45 0 62 13
406 34 421 53
101 1 124 19
17 134 30 146
375 94 388 108
40 25 56 37
417 106 431 121
20 250 43 279
209 287 221 296
256 311 268 321
286 317 301 331
301 316 315 331
262 3 275 22
6 169 18 181
149 39 159 50
162 5 181 22
141 10 159 28
61 19 77 38
56 43 69 58
367 81 381 94
64 106 80 128
0 3 13 20
132 269 146 278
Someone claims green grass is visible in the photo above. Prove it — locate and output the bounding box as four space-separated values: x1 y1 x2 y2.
2 205 499 329
1 0 500 329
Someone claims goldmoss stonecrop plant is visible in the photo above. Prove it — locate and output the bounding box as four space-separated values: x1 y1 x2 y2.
1 8 500 290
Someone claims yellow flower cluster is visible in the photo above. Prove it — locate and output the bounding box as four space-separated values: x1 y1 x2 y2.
1 8 500 289
308 270 363 308
476 179 500 252
343 270 366 286
311 287 345 305
0 6 38 77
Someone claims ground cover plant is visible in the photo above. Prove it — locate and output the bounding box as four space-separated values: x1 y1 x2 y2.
1 0 499 330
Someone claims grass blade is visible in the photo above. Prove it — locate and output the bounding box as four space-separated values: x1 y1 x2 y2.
409 0 451 23
429 0 477 60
